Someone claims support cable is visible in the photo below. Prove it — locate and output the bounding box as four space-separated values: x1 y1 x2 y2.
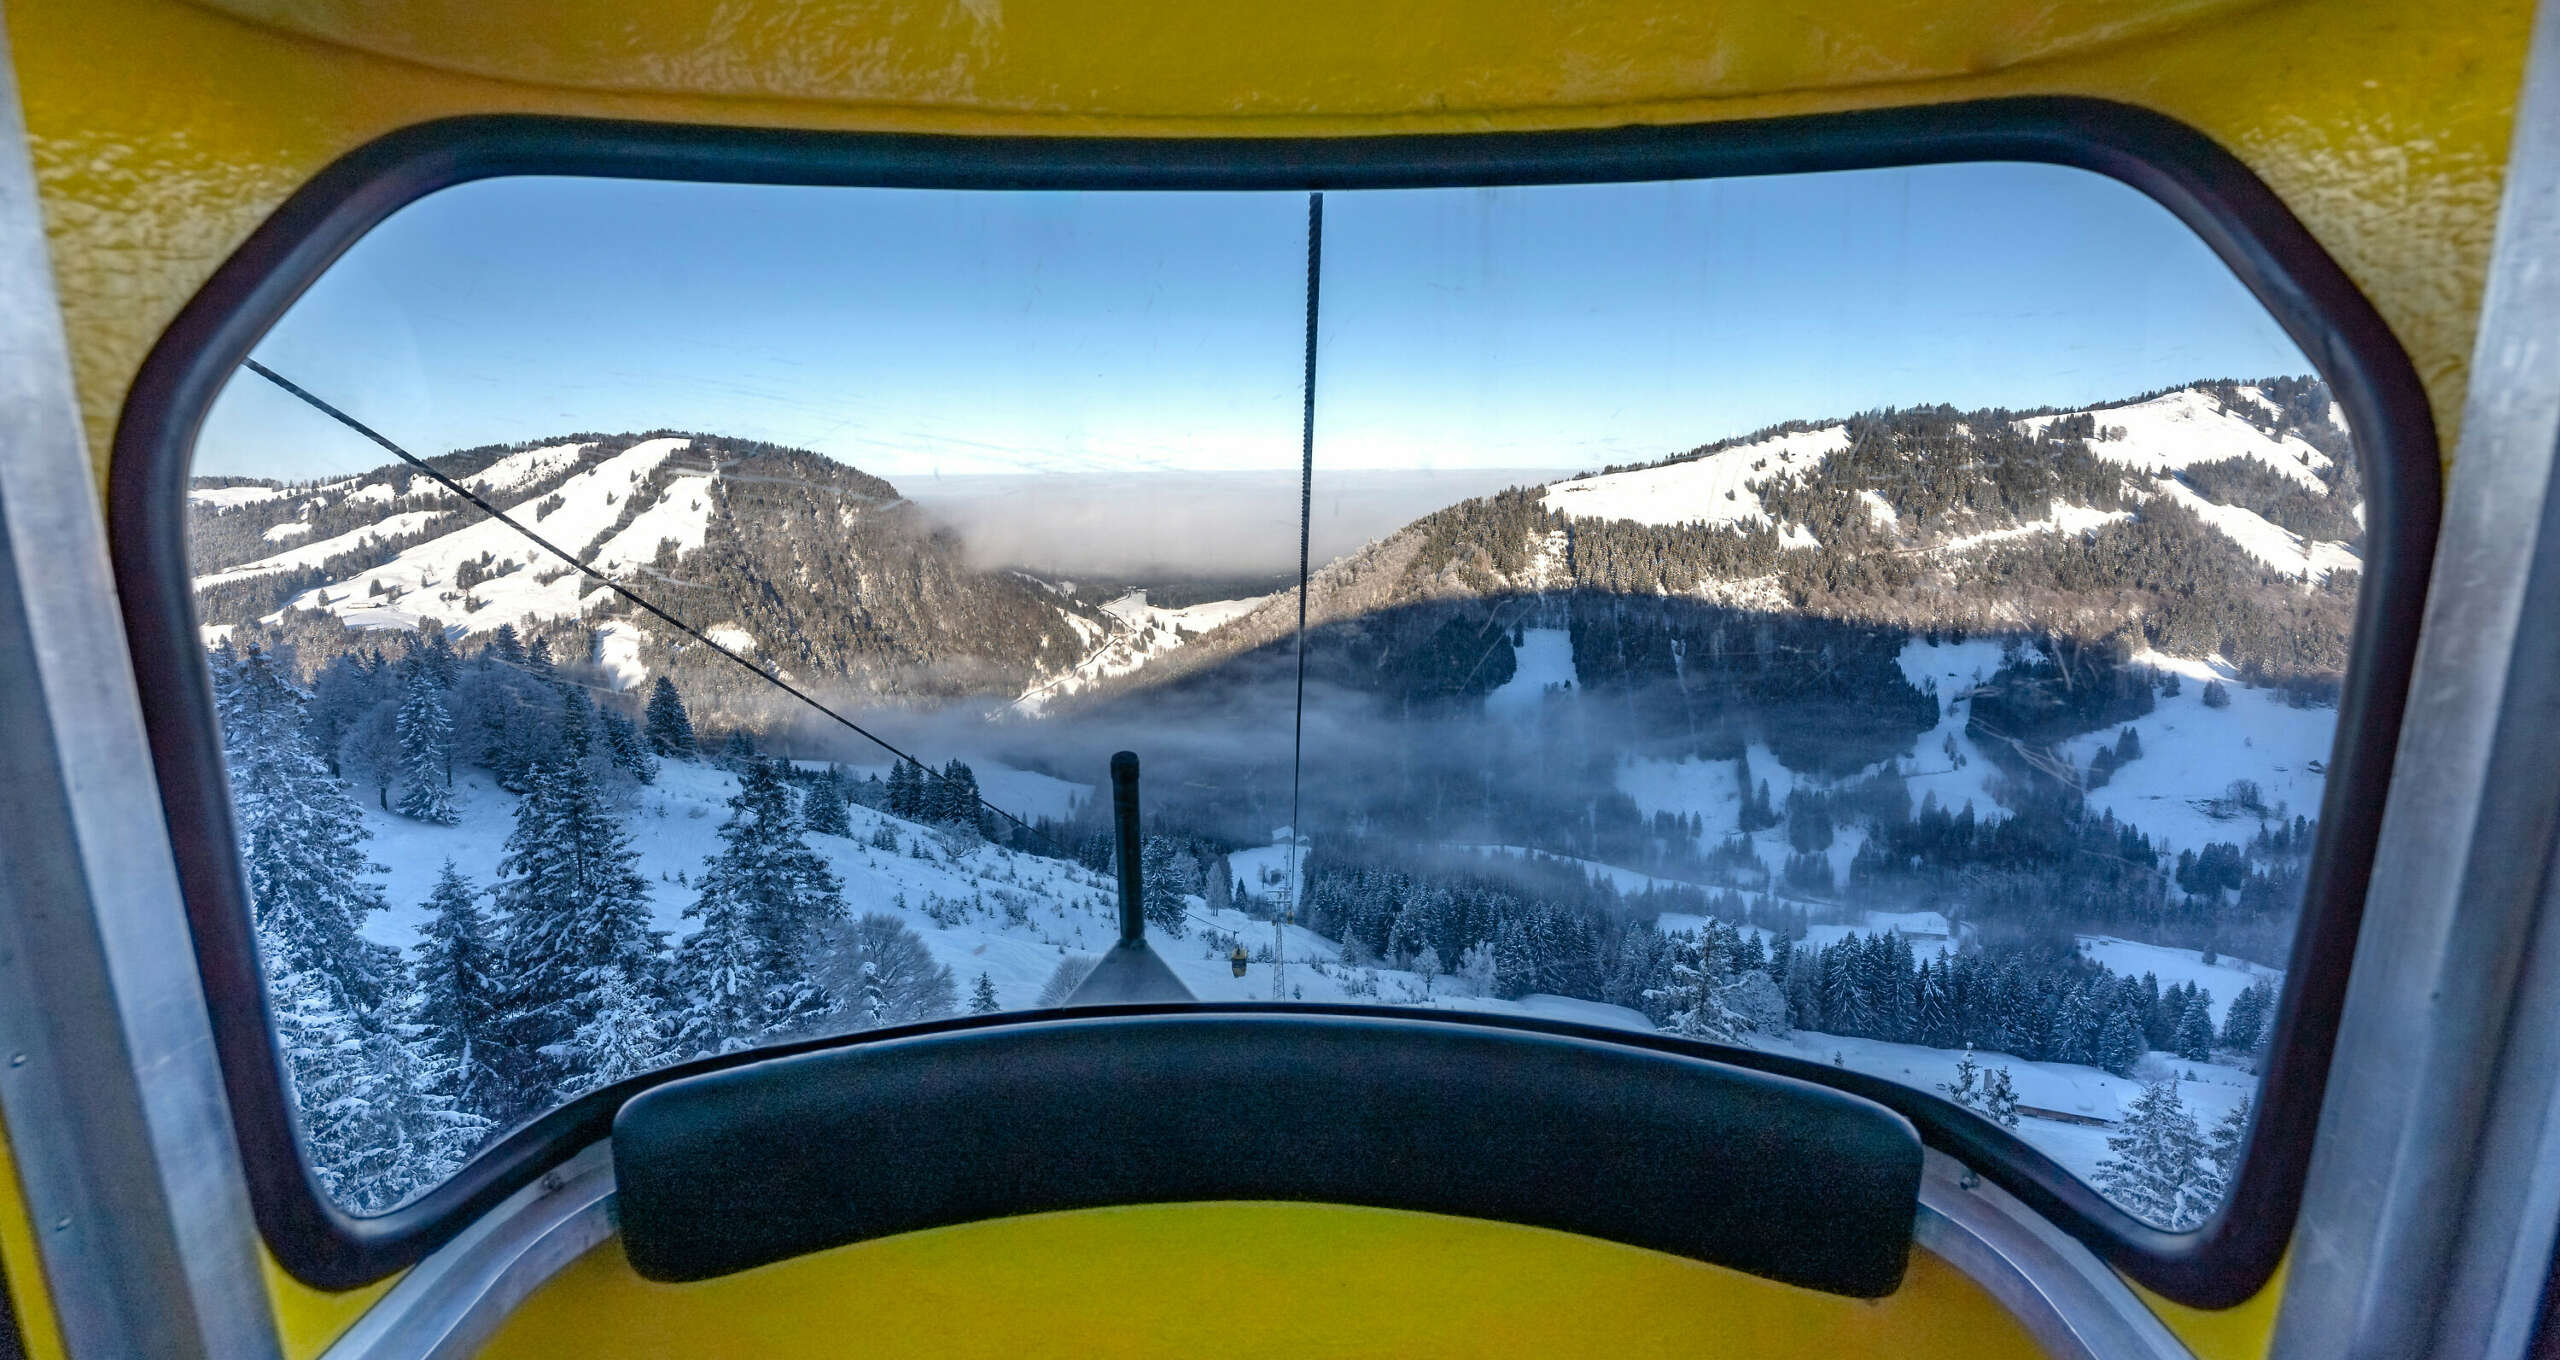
1281 192 1323 1000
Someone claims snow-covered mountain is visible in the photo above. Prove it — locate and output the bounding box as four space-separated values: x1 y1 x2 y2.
1087 377 2360 709
191 434 1112 716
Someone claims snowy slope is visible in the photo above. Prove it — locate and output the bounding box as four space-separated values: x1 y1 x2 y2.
1540 425 1850 530
2062 651 2333 855
2015 388 2335 489
191 484 291 510
1013 590 1267 714
2149 479 2360 582
195 511 448 589
201 438 701 643
1483 627 1576 716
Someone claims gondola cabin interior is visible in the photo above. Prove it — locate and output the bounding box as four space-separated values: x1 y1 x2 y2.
0 1 2556 1358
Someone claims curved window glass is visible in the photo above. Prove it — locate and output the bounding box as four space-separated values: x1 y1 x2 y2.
187 165 2356 1233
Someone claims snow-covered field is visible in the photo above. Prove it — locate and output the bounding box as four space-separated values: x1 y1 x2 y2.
1484 627 1575 716
2150 479 2358 582
1740 1025 2257 1187
1540 425 1850 531
2065 651 2335 856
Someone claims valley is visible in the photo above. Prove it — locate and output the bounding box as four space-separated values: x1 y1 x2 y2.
194 374 2353 1225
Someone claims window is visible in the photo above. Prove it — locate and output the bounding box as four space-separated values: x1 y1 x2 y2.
120 108 2434 1299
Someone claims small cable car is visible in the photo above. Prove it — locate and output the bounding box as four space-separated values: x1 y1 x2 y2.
0 2 2555 1359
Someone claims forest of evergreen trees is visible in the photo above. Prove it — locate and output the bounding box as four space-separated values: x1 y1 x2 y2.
211 628 999 1208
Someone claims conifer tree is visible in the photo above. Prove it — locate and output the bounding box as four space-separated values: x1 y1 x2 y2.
266 932 486 1212
886 760 919 819
1491 919 1536 999
671 759 846 1054
2177 991 2218 1062
2222 979 2276 1053
213 644 394 1016
393 664 458 824
568 968 673 1089
2097 1010 2147 1077
801 769 852 838
1981 1065 2022 1129
1941 1046 1985 1109
1138 836 1194 939
1643 933 1738 1040
411 862 503 1114
2200 1096 2251 1211
599 707 657 784
2095 1079 2209 1229
491 751 663 1120
643 675 696 756
970 973 1001 1014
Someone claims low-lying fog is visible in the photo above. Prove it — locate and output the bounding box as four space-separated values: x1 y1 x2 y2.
904 467 1574 582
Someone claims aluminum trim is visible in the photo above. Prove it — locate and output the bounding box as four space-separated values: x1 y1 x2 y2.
320 1141 614 1360
1916 1150 2194 1360
2272 0 2560 1354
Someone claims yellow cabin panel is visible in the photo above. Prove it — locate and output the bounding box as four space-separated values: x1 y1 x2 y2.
481 1202 2046 1360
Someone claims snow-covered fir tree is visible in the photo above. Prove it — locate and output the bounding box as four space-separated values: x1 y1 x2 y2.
970 972 1001 1014
643 675 695 755
568 968 674 1090
212 643 395 1016
1138 836 1195 939
2094 1079 2212 1229
392 662 457 824
1942 1046 1986 1108
2222 979 2276 1053
490 749 664 1121
1981 1065 2022 1129
266 928 486 1212
1643 931 1738 1040
2176 991 2218 1062
599 707 657 785
671 759 846 1054
411 861 503 1114
801 769 852 838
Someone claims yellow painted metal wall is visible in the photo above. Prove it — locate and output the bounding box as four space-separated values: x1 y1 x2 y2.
479 1202 2046 1360
0 0 2533 1355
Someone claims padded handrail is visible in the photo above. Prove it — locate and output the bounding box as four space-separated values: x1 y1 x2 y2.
612 1012 1922 1297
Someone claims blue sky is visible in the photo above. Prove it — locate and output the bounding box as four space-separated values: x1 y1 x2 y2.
198 163 2309 481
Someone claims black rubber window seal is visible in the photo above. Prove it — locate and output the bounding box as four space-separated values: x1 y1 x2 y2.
105 97 2438 1307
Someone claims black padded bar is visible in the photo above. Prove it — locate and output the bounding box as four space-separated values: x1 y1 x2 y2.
612 1012 1923 1296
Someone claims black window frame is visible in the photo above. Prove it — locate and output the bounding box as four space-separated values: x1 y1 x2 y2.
106 97 2438 1305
